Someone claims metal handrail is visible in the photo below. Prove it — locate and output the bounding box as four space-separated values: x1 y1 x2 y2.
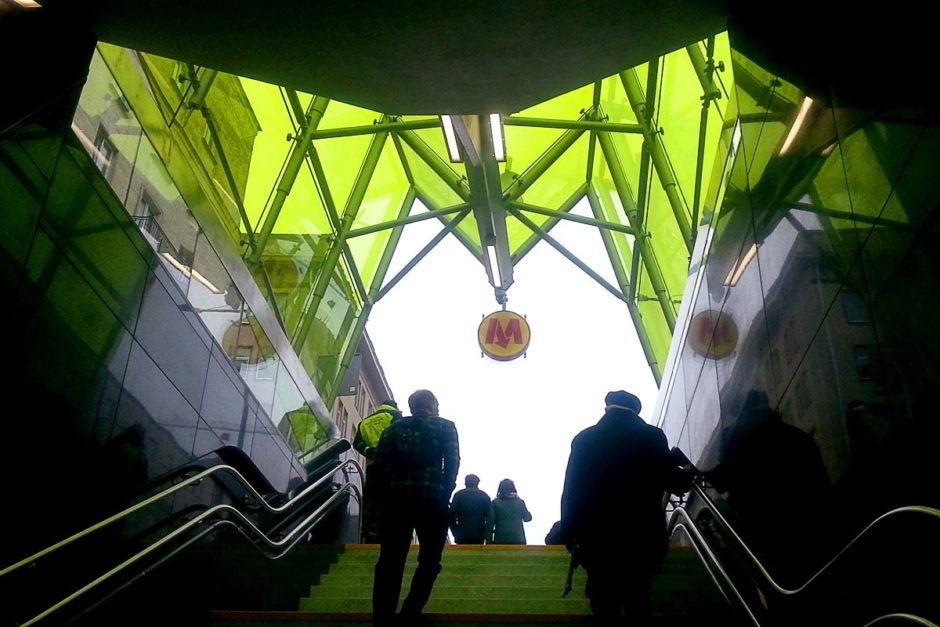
668 502 938 627
688 480 940 598
21 482 361 626
1 456 362 577
667 505 761 626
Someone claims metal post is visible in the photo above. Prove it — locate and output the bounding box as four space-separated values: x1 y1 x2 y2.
620 71 693 252
586 186 661 382
690 37 719 242
686 40 722 101
631 58 659 300
586 81 602 182
335 188 417 379
249 96 331 263
201 106 257 250
293 121 389 350
596 131 677 331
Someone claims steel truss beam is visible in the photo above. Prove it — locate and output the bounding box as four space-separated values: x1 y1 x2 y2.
374 208 474 302
346 203 469 239
506 205 624 301
596 132 677 331
249 96 331 264
294 117 390 350
511 185 588 264
336 187 418 387
620 70 694 253
505 117 642 134
585 186 661 382
509 200 637 235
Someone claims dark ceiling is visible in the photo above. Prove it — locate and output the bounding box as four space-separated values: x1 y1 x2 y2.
30 0 939 114
60 0 730 114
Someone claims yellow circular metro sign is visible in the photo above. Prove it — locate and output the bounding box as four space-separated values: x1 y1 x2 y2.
478 310 530 361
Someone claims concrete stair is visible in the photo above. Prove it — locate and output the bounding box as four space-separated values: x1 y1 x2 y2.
211 544 733 626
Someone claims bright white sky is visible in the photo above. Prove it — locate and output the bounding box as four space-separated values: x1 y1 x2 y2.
367 199 658 544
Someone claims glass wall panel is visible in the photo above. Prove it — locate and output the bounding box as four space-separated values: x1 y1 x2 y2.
0 142 46 284
43 149 151 332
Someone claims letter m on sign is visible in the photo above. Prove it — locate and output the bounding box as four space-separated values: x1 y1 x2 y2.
485 318 523 348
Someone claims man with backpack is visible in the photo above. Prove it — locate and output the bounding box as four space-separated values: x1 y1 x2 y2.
353 400 403 543
371 389 460 624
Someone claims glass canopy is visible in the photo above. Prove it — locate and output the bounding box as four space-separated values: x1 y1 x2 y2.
89 34 733 402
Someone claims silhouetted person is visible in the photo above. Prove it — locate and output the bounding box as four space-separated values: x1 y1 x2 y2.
449 474 491 544
703 389 831 584
353 400 403 543
371 390 460 625
560 390 691 625
489 478 532 544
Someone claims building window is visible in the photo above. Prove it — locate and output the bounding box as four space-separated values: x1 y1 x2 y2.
93 127 116 178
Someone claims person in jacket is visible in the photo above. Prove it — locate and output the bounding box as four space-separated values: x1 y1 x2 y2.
353 400 402 543
450 474 491 544
489 478 532 544
560 390 692 624
370 390 460 624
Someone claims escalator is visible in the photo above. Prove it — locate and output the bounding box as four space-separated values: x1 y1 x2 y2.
3 442 937 626
0 439 363 626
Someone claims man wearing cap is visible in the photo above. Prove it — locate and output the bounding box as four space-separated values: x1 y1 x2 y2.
559 390 691 624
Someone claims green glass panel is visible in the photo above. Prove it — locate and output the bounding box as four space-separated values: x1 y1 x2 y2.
510 134 590 247
317 98 382 131
637 297 671 377
240 79 332 236
347 142 409 287
25 227 132 358
0 141 46 279
598 74 636 125
645 182 687 292
16 133 64 181
259 233 327 337
43 145 150 332
316 134 374 219
501 125 573 200
516 84 593 119
295 270 361 401
406 127 467 206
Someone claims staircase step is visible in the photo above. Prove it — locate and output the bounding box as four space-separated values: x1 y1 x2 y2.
210 544 734 626
211 610 706 626
299 597 592 614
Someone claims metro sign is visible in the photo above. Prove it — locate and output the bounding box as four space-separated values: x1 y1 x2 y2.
478 310 530 361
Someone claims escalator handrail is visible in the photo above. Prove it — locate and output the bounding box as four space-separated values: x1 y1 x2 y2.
1 454 363 578
667 505 762 626
668 503 938 627
20 481 361 626
686 479 940 597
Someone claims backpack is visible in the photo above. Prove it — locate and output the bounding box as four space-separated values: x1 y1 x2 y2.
379 416 442 481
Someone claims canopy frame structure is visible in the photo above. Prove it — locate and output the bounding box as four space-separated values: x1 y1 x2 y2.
93 34 732 400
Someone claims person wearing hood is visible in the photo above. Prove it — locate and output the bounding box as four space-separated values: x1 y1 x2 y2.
559 390 691 624
489 478 532 544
